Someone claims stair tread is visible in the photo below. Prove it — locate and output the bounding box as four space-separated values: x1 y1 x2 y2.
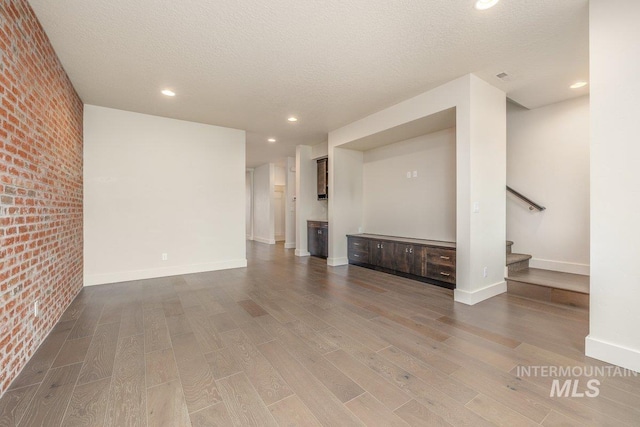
507 268 590 294
506 253 532 265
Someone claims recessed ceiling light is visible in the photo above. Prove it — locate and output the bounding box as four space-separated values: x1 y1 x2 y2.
268 138 276 143
570 81 588 89
161 89 176 97
287 117 298 122
474 0 500 10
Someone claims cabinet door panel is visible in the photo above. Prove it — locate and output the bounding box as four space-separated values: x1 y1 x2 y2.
411 246 428 277
394 244 414 274
371 241 394 269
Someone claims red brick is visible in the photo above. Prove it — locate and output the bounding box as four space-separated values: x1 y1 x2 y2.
0 0 83 396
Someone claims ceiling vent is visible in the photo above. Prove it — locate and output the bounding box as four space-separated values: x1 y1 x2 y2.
496 72 511 81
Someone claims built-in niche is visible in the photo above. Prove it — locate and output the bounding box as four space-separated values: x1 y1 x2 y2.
341 107 457 242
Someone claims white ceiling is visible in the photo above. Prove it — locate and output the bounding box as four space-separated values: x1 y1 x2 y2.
28 0 589 167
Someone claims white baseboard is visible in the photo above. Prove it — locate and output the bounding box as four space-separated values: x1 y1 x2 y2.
246 234 253 240
586 335 640 373
84 259 248 287
284 242 296 249
253 236 276 245
529 258 590 276
328 257 348 266
295 249 310 257
275 235 285 242
454 280 507 306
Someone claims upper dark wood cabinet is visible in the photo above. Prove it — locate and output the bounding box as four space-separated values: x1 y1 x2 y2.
317 158 328 200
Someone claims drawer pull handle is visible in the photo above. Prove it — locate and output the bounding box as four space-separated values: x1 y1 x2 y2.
440 256 450 260
409 248 413 254
440 272 451 277
353 254 359 257
354 243 360 246
318 230 321 234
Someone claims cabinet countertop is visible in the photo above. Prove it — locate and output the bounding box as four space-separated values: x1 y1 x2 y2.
347 233 455 249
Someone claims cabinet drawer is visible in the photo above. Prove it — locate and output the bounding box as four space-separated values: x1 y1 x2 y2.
427 263 456 284
308 220 328 229
348 238 369 253
427 248 456 267
348 250 369 263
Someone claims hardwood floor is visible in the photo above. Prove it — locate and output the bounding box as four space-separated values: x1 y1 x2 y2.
2 241 639 426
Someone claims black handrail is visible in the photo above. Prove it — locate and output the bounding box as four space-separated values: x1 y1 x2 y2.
507 186 546 211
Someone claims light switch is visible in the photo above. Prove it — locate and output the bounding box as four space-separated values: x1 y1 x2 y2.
406 171 411 179
473 202 480 213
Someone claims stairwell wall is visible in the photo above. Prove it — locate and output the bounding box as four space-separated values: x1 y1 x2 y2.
506 96 590 275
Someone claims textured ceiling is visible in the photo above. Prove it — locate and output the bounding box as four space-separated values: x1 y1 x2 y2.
28 0 589 167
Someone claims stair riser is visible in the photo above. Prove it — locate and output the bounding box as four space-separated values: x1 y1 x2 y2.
507 280 589 309
506 244 513 254
507 259 529 274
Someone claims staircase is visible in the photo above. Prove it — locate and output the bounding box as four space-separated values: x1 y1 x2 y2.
505 241 589 309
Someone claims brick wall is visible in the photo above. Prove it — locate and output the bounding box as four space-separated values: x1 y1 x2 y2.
0 0 83 396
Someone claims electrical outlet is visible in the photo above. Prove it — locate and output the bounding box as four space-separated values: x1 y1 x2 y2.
161 253 168 261
483 267 488 278
412 170 418 178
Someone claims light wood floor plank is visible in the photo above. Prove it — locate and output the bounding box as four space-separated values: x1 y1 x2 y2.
216 372 278 426
143 308 172 353
268 395 322 427
324 349 411 411
145 348 179 388
104 334 147 427
146 379 191 427
220 329 293 406
189 403 233 427
258 340 363 427
18 363 82 426
465 393 540 426
77 322 120 385
345 392 410 427
51 336 92 369
62 377 111 427
0 384 39 426
171 332 222 413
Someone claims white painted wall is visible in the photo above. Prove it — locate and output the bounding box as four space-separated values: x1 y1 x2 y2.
295 146 313 256
83 105 246 285
507 96 590 275
274 165 286 242
362 129 456 241
327 147 363 266
285 157 296 249
252 163 275 244
245 169 253 239
586 0 640 372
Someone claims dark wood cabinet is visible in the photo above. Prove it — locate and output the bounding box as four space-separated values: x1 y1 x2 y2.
317 158 328 200
394 243 414 274
370 240 395 270
346 234 456 289
308 220 328 258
